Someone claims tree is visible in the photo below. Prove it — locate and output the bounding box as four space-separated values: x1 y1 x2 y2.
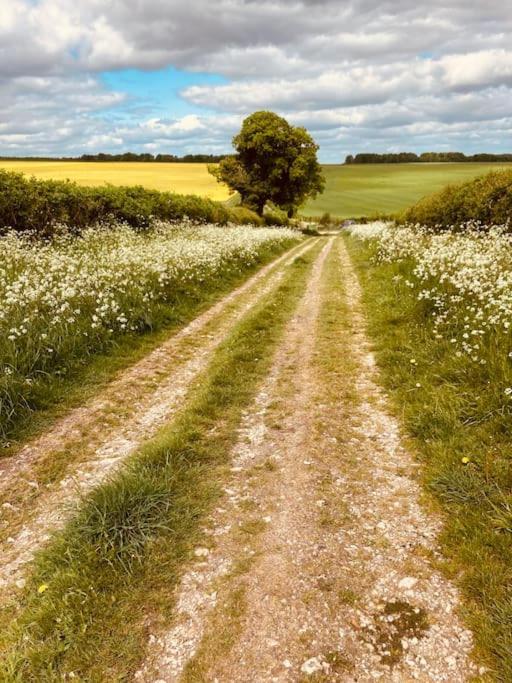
210 111 325 216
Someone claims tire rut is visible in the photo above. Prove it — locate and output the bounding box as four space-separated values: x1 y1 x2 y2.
135 236 335 682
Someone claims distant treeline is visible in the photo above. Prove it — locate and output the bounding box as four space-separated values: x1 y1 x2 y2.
345 152 512 164
0 153 227 163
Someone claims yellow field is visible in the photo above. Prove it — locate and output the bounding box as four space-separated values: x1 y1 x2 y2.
0 161 230 200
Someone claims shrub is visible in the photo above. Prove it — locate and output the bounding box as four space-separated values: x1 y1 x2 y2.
226 206 264 225
263 203 289 226
0 170 256 236
401 170 512 230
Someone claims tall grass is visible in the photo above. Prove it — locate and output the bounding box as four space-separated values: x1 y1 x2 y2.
0 223 299 440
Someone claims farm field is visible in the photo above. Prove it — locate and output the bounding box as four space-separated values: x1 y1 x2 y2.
301 162 512 217
0 160 230 200
3 159 512 218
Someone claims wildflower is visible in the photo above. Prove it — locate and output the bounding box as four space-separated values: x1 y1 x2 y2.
37 583 49 594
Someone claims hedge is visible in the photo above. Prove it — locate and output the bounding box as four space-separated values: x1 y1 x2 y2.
0 170 262 235
401 170 512 230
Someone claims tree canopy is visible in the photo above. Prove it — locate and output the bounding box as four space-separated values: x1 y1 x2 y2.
210 111 325 216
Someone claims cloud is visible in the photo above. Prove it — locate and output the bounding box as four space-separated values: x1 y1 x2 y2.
182 51 512 112
0 1 511 159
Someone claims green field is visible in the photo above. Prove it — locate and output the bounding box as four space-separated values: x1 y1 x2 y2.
301 162 512 217
3 159 512 218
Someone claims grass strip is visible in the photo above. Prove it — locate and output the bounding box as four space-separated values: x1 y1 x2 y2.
2 238 299 457
345 235 512 682
0 239 324 682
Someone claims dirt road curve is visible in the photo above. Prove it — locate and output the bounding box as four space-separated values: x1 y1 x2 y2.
137 237 478 682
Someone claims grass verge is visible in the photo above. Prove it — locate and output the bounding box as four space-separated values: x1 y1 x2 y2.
0 240 324 682
345 235 512 682
1 239 298 458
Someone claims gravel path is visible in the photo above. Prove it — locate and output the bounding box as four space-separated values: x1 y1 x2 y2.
0 240 315 597
137 235 479 682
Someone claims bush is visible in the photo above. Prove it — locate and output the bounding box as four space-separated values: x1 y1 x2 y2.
0 170 259 236
263 203 289 226
318 212 332 226
226 206 264 225
401 170 512 230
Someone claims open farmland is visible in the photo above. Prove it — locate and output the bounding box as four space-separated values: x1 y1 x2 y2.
0 160 230 200
4 160 512 218
302 162 512 217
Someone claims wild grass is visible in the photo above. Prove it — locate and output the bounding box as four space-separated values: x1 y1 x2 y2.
0 223 299 443
0 240 322 681
345 231 512 681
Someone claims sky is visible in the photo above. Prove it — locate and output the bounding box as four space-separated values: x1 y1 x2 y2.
1 1 512 162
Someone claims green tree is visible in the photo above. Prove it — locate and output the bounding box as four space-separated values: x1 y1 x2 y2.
210 111 325 216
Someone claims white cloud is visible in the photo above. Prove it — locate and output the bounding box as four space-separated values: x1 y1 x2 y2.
0 0 512 159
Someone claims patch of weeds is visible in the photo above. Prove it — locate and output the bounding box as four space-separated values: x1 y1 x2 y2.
325 650 353 672
364 600 429 667
238 518 267 536
338 588 359 606
182 585 248 683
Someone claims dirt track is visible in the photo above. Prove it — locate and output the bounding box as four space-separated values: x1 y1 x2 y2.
0 236 480 680
136 236 478 682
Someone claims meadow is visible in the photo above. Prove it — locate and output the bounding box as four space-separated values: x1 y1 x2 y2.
302 162 512 217
0 222 298 439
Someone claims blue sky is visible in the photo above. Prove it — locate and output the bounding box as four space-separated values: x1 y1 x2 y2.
101 68 226 119
1 1 511 162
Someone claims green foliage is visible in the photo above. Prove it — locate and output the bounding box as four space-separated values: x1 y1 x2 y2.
263 202 289 226
0 170 260 236
211 111 325 215
402 169 512 230
226 205 264 225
